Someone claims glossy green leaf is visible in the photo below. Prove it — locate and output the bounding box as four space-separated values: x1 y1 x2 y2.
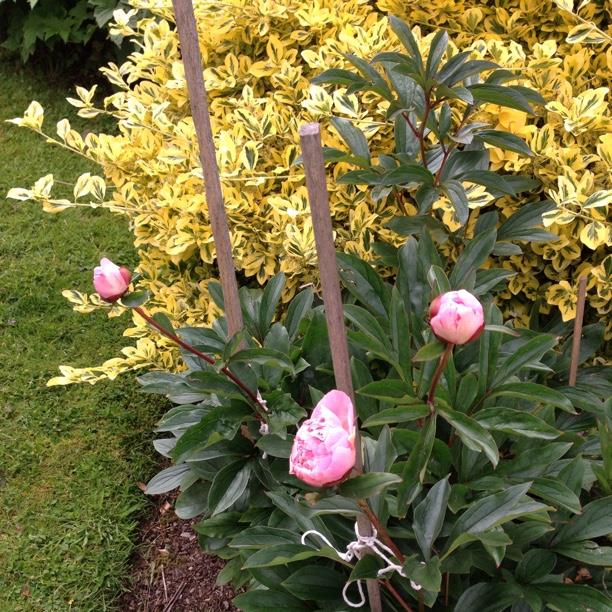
397 415 437 511
285 287 314 340
363 404 430 427
489 382 575 413
281 566 346 601
552 541 612 566
516 549 557 583
208 460 252 516
449 227 497 289
413 476 451 561
552 496 612 545
230 526 300 549
445 483 534 556
259 273 285 334
475 129 533 157
337 252 391 317
233 589 308 611
533 583 611 612
412 339 446 362
175 481 210 519
330 116 370 161
425 30 449 78
475 407 560 440
339 472 402 499
439 407 499 467
491 335 558 387
119 289 150 308
530 477 581 514
469 83 534 113
145 463 191 495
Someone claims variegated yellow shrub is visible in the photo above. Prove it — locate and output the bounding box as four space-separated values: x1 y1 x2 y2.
7 0 611 383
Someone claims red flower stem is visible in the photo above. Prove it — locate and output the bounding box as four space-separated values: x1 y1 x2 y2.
427 342 454 407
133 306 266 417
382 580 415 612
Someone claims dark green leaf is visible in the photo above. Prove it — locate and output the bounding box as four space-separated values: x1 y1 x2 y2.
281 566 346 601
454 583 519 612
256 434 293 458
243 543 336 568
410 556 442 592
413 476 451 560
208 460 252 515
311 68 366 87
330 116 370 161
119 289 150 308
259 273 285 333
339 472 402 499
445 483 534 556
491 335 558 387
475 129 533 157
230 526 300 549
476 407 560 440
532 583 611 612
175 481 210 519
357 379 416 402
397 415 437 511
229 348 294 373
233 590 308 612
552 541 612 566
441 180 469 225
389 16 423 71
439 408 499 467
450 227 497 289
412 340 446 362
552 496 612 545
145 464 191 495
425 30 449 78
285 287 314 340
489 382 575 413
531 477 581 514
337 252 391 317
516 549 557 583
469 83 534 114
363 404 430 427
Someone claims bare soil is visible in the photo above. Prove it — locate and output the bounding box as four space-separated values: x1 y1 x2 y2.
118 496 238 612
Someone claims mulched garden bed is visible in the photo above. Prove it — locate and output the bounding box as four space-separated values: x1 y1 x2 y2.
118 494 237 612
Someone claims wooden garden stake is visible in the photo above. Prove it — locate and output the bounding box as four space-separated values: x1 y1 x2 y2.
171 0 243 337
569 275 588 387
300 122 383 612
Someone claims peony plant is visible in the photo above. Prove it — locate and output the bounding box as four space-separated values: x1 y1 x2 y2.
89 226 611 610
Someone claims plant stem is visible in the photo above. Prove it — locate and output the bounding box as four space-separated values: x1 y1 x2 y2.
417 96 431 170
382 580 415 612
427 342 454 407
133 306 267 416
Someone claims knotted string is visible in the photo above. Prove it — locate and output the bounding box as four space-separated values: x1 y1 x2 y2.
301 522 422 608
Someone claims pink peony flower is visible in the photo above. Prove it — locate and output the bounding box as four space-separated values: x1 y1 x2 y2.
429 290 484 345
289 390 356 487
93 257 132 302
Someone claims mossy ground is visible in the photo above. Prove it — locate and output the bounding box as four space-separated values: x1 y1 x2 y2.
0 56 162 610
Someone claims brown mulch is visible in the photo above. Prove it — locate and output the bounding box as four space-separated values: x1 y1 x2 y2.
118 496 238 612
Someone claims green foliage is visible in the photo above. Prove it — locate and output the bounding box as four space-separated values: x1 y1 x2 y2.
140 218 610 609
0 0 129 63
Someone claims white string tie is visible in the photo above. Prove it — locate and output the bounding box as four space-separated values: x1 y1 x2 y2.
301 522 422 608
258 421 269 458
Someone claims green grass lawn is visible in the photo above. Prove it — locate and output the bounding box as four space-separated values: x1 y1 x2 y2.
0 57 163 610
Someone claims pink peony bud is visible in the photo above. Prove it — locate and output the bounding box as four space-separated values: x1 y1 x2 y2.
289 390 356 488
93 257 132 302
429 289 484 345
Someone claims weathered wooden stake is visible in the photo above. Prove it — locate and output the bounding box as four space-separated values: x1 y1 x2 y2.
569 275 588 387
300 122 383 612
172 0 243 337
